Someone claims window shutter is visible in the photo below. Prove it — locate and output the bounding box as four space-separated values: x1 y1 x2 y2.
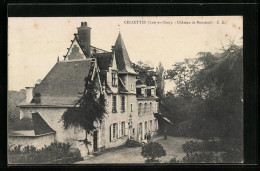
117 123 119 139
110 125 112 142
137 123 139 140
125 122 128 136
118 122 121 138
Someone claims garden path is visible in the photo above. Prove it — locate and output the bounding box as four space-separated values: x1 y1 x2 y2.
74 136 194 164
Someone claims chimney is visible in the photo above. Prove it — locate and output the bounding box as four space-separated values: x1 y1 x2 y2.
77 22 91 57
25 87 34 103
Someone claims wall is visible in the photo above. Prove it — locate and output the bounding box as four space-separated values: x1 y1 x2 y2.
133 98 159 141
19 107 90 157
103 93 130 148
18 93 158 156
8 133 55 149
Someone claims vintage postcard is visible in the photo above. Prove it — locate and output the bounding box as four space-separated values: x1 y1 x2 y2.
8 16 243 164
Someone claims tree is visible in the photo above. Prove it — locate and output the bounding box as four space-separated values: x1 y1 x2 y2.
193 44 243 139
156 62 165 103
141 142 166 163
162 43 243 140
166 58 200 99
61 65 107 155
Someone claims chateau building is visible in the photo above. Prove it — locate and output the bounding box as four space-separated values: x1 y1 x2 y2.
9 22 159 157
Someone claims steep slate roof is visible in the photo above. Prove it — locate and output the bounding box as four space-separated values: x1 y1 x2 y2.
137 75 156 86
114 33 137 75
136 80 144 85
94 52 113 71
9 112 56 136
27 59 94 106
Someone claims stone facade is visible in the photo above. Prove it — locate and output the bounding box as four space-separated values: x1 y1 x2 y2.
13 22 159 157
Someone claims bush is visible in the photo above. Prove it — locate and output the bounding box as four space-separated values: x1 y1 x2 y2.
182 140 228 153
141 142 166 163
125 139 142 147
8 142 83 164
221 147 243 163
182 140 201 153
182 152 222 163
169 152 222 163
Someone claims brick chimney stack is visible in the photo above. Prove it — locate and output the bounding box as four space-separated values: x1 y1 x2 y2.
77 22 91 57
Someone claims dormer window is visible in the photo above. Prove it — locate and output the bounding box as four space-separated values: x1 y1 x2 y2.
136 88 141 95
147 89 151 96
112 72 117 87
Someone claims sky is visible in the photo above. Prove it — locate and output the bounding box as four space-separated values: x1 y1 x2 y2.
8 16 243 91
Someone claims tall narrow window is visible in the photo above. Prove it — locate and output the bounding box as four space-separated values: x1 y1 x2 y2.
138 103 142 115
147 89 151 96
113 123 117 139
147 103 150 114
145 121 148 135
150 102 153 113
121 96 125 112
112 72 117 87
130 84 133 91
131 104 133 112
142 103 145 114
150 120 153 131
112 96 117 113
121 122 125 136
144 103 147 114
136 88 141 95
154 119 157 130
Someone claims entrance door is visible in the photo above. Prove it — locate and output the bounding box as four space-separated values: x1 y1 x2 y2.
93 131 98 152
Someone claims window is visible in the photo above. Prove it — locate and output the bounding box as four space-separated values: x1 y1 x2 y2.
145 121 148 134
150 120 153 131
150 102 153 113
142 103 145 114
113 123 118 139
130 84 133 91
147 103 150 113
121 122 125 136
112 72 117 87
138 103 142 115
136 88 141 95
130 104 133 112
147 89 151 96
133 128 135 135
112 96 117 113
144 103 147 114
154 119 157 130
121 96 125 112
155 102 158 112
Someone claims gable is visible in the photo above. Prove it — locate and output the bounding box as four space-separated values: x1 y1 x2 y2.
65 39 86 60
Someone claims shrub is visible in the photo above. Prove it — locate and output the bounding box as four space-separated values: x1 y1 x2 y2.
182 140 228 153
8 142 83 164
141 142 166 163
221 147 243 163
125 139 142 147
182 152 222 163
168 157 181 163
182 140 201 153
